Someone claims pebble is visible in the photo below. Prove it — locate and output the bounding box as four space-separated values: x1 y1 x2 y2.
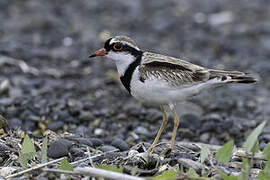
24 120 36 131
55 111 74 123
47 139 73 158
200 121 216 133
111 138 129 151
88 138 104 148
181 114 201 131
144 108 162 123
47 121 64 131
94 128 105 136
98 145 118 152
8 118 22 129
70 147 84 157
134 126 151 137
74 138 93 147
79 111 94 122
200 133 211 142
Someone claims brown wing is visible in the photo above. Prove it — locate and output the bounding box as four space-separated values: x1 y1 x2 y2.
139 52 210 86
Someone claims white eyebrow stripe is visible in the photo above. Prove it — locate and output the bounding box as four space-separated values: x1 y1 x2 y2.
109 39 140 51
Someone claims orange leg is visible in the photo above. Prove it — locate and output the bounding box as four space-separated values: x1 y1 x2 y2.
147 105 168 152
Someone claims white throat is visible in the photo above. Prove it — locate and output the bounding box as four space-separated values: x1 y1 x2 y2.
106 51 137 76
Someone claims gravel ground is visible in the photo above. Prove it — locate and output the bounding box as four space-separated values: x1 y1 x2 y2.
0 0 270 179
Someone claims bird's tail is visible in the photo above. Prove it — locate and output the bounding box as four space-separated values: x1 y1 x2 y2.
208 69 258 83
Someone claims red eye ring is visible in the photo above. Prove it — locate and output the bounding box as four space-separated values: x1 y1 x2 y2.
113 43 123 51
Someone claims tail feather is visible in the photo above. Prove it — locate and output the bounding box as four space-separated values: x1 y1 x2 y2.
208 69 258 84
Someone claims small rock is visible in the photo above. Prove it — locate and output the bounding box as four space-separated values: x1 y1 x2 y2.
79 111 94 122
98 145 118 152
103 136 113 144
200 121 216 133
200 133 210 142
203 113 223 122
111 138 129 151
74 138 93 147
70 147 84 157
208 11 234 26
55 111 74 123
181 114 201 130
47 139 73 158
260 134 270 141
88 138 103 147
94 128 105 136
8 118 22 129
104 152 127 161
24 120 36 131
144 108 162 123
47 121 64 131
123 102 141 117
134 126 151 137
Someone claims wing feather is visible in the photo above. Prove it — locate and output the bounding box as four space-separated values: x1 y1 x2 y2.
139 52 210 86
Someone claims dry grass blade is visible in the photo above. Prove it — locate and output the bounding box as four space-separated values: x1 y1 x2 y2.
5 157 65 179
74 167 145 180
43 167 145 180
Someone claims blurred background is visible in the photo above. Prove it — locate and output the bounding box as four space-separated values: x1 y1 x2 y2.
0 0 269 148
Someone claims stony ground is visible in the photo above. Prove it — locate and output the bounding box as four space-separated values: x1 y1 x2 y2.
0 0 270 179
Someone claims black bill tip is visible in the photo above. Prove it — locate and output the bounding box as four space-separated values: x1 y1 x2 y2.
88 54 96 58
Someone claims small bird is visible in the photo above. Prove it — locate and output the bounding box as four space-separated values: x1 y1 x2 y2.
89 36 257 152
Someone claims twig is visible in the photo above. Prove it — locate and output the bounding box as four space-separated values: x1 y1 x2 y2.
87 147 94 167
43 167 145 180
86 147 96 180
70 149 119 166
75 167 144 180
42 168 76 174
5 157 65 179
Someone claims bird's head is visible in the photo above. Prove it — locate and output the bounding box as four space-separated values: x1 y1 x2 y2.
89 36 142 62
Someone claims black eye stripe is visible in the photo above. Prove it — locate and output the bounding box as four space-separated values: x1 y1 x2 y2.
104 39 142 57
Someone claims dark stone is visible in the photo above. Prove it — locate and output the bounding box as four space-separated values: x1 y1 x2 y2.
8 118 22 129
181 114 201 130
79 111 94 122
47 121 64 131
200 121 217 133
55 111 74 123
98 145 118 152
70 147 84 157
47 139 73 158
111 138 129 151
74 138 93 147
103 136 113 144
24 120 36 131
104 152 127 161
88 138 104 148
144 108 162 123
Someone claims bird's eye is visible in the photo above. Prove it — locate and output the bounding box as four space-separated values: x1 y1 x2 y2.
113 43 123 51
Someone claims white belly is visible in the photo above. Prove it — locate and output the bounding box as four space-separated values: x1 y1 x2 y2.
130 68 220 105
